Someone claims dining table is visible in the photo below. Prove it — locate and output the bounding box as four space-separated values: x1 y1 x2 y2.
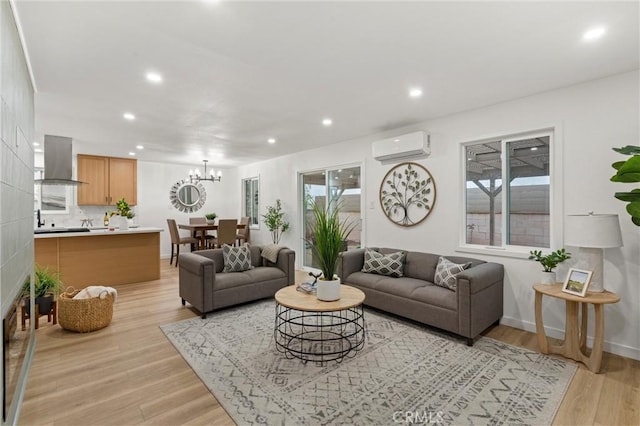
178 223 246 250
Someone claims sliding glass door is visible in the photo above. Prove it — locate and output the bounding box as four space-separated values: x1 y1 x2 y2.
301 165 362 270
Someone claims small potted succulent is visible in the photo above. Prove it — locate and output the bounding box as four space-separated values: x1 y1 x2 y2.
528 248 571 284
205 213 217 225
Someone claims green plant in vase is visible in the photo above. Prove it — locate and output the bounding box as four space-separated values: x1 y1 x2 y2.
24 264 63 317
306 199 356 301
205 213 217 224
528 248 571 284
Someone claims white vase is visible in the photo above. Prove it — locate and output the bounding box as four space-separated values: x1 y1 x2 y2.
539 271 556 285
118 216 129 230
316 276 341 301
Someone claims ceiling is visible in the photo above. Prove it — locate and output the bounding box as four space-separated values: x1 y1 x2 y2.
14 1 639 169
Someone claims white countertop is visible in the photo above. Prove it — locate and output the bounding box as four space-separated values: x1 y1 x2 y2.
34 227 164 239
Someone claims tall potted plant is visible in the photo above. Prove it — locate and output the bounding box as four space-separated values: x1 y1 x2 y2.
307 200 356 301
262 199 290 244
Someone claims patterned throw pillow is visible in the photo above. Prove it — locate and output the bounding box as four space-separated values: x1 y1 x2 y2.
222 244 254 273
361 249 406 278
434 256 472 291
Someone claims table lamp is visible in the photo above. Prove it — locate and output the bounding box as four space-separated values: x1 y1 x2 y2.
565 213 623 292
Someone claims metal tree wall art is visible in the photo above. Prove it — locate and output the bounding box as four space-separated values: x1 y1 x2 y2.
379 162 436 226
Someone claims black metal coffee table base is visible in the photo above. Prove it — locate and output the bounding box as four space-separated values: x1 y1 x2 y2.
274 304 365 364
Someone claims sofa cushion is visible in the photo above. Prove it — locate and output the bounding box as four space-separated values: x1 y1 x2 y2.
362 249 406 277
411 284 458 311
375 277 428 298
345 271 388 290
222 244 254 272
434 256 471 291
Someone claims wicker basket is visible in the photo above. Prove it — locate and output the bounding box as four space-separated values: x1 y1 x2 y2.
58 287 114 333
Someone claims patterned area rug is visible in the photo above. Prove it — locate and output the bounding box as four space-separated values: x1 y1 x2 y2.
161 300 576 425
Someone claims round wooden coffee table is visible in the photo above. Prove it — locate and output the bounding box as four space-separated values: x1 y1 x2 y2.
274 285 366 363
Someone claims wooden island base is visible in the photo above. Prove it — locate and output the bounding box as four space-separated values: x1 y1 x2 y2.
35 230 161 287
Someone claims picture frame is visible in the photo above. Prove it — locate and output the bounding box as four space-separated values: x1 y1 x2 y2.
562 268 593 297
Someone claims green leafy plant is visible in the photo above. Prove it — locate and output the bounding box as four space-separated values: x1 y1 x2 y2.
262 199 290 244
306 200 356 281
205 212 217 221
115 198 132 217
34 265 63 298
528 249 571 272
611 145 640 226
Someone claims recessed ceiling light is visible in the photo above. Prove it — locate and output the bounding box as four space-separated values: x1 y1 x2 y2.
146 72 163 83
322 118 333 126
267 138 276 144
123 113 135 121
136 145 144 150
409 88 423 98
33 142 40 147
128 152 136 156
34 148 43 153
583 26 606 41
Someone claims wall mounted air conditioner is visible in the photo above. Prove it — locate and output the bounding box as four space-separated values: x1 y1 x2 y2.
372 131 430 163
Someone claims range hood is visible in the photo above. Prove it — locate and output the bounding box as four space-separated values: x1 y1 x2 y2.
34 135 85 185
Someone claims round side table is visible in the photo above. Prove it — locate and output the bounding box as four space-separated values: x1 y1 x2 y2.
533 283 619 373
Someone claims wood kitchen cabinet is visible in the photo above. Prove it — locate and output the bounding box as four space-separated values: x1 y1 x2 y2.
77 154 137 205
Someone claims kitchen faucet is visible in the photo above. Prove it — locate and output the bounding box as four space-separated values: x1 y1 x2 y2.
36 209 45 228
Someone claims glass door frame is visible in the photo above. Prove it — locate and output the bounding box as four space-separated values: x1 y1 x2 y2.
297 162 364 271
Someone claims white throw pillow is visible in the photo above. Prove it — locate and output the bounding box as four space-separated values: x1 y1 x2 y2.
222 244 254 273
434 256 471 291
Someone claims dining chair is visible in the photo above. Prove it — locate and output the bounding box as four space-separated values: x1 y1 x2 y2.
215 219 238 247
189 217 215 249
167 219 199 267
236 216 251 246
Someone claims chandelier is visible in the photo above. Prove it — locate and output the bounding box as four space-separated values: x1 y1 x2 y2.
189 160 222 183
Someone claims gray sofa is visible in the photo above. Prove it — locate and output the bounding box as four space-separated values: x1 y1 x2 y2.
338 248 503 345
179 245 295 318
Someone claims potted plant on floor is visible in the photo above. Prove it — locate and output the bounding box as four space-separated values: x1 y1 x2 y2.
307 199 356 301
528 248 571 284
23 265 63 317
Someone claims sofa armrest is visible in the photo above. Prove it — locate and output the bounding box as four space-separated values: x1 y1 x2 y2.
179 252 217 277
456 262 504 294
273 248 296 285
337 248 366 281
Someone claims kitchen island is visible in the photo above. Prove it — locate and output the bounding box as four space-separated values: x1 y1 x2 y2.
35 227 163 286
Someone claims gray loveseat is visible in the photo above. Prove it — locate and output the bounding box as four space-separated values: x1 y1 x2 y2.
338 248 503 345
179 245 295 318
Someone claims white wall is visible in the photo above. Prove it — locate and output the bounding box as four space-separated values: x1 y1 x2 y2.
237 70 640 360
1 0 36 423
136 160 239 258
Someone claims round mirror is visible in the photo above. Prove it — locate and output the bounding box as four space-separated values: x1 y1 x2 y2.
178 184 200 207
169 179 206 213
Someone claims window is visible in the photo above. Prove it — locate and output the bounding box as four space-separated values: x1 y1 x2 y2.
34 168 69 214
300 166 362 269
242 177 259 229
463 131 552 249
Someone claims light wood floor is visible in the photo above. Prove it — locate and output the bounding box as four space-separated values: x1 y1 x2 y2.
19 262 639 425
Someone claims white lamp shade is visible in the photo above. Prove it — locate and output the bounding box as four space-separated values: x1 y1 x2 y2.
565 214 623 248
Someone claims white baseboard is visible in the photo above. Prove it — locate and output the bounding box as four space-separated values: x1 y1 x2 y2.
500 316 640 362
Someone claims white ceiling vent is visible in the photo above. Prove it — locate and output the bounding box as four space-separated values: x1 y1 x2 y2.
372 131 430 163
